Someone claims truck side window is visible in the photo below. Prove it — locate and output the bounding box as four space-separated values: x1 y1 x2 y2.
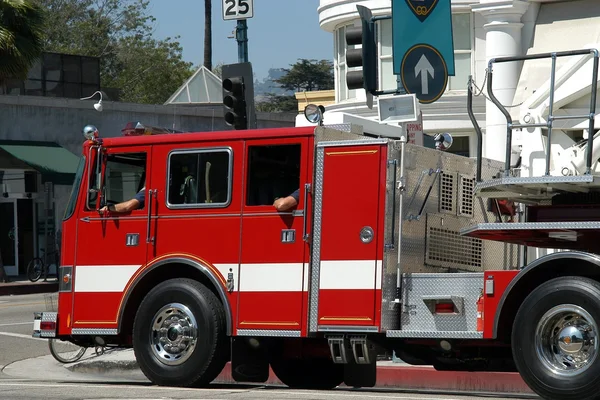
167 148 232 207
103 153 147 209
246 144 301 206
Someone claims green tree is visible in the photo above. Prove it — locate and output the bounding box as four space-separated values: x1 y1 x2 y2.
256 59 334 112
0 0 44 84
275 59 334 92
33 0 194 104
255 93 297 113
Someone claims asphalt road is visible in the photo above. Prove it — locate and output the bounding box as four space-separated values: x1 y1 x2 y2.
0 293 50 369
0 293 536 400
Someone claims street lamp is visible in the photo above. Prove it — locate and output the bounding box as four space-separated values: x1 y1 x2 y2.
80 91 104 112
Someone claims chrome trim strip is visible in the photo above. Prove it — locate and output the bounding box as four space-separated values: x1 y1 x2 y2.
165 147 233 209
318 139 388 148
308 146 325 333
117 256 234 336
318 325 379 333
236 329 301 337
71 328 118 335
386 330 484 339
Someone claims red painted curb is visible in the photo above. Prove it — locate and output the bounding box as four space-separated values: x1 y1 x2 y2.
213 362 533 394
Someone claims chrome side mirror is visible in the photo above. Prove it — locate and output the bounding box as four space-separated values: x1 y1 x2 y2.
434 132 453 151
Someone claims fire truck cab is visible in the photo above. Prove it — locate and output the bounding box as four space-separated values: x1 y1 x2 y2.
33 47 600 400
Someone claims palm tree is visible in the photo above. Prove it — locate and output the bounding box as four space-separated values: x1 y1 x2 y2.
204 0 212 71
0 0 44 85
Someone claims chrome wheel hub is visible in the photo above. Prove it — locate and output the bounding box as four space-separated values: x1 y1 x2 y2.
535 304 598 376
150 303 197 366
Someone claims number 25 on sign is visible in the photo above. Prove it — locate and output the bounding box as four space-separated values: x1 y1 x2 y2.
222 0 254 21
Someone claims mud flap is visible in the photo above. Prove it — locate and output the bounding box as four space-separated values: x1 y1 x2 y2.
231 337 270 383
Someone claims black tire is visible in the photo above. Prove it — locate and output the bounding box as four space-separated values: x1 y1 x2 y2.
132 278 228 387
512 276 600 400
27 258 44 282
48 339 87 363
270 356 344 389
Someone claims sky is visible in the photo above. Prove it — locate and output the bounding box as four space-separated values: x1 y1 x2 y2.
148 0 333 81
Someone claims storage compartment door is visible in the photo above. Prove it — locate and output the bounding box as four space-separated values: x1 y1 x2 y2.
315 143 385 329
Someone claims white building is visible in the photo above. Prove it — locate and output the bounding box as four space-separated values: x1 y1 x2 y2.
298 0 600 170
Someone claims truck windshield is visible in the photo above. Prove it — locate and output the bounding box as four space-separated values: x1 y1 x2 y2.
63 156 86 221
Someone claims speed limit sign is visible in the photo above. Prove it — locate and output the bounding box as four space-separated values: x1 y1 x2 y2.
222 0 254 21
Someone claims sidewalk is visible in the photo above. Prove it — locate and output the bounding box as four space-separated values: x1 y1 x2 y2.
61 348 534 394
0 274 58 296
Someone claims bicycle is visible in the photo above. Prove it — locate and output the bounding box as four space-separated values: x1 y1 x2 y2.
27 248 59 282
44 293 110 363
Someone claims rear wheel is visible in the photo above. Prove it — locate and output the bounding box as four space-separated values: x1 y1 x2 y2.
133 278 228 387
48 339 87 363
512 276 600 400
27 258 44 282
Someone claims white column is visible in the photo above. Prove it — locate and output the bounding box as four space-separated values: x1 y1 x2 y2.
473 0 529 162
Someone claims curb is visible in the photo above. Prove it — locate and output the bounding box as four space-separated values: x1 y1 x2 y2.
68 359 533 394
0 281 58 296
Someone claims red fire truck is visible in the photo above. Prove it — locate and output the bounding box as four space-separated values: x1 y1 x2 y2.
34 48 600 400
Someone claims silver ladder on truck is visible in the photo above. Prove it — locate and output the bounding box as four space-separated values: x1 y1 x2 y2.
462 48 600 251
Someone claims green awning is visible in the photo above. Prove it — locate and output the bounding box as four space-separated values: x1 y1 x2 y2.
0 140 81 185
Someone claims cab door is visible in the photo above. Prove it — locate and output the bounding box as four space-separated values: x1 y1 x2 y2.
236 138 311 334
72 146 152 330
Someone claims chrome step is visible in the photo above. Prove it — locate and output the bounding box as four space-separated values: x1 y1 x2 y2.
474 175 600 203
327 335 349 364
349 335 372 365
461 221 600 249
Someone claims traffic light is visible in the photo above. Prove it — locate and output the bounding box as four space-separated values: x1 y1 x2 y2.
345 5 378 97
223 76 247 129
222 62 256 130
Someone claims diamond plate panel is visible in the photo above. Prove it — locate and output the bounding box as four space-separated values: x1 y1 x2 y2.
308 146 325 333
39 312 58 338
237 329 301 337
71 328 118 335
386 330 483 339
315 125 364 142
397 145 518 275
381 142 401 332
400 273 483 333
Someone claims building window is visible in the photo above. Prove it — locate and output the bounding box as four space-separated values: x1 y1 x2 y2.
334 24 358 102
167 148 232 208
448 13 473 91
377 13 473 92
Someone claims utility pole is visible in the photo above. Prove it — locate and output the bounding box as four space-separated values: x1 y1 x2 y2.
236 19 248 63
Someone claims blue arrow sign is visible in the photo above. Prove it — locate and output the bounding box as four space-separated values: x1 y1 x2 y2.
393 0 455 77
401 44 448 103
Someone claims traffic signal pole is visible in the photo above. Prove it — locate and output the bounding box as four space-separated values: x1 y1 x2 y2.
236 20 249 63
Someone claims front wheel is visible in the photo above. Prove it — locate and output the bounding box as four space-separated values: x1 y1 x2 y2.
48 339 87 363
132 278 228 387
512 276 600 400
27 258 44 282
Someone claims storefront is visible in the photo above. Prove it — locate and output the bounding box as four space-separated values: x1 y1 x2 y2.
0 141 80 277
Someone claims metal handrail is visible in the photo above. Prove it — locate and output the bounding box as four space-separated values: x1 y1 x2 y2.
484 48 599 177
467 75 483 182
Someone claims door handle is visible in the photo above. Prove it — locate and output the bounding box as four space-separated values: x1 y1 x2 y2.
302 183 311 241
146 189 156 244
